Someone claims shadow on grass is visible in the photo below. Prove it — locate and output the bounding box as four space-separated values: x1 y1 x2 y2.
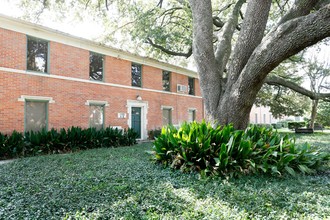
0 142 329 219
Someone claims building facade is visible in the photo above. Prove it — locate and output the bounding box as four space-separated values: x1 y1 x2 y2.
0 15 203 139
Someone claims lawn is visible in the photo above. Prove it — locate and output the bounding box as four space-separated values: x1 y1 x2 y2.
0 133 329 219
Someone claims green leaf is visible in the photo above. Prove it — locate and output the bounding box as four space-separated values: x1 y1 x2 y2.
285 166 296 176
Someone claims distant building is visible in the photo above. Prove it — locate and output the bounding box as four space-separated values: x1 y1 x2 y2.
249 105 278 125
249 105 305 125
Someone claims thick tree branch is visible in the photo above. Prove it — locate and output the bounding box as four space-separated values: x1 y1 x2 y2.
316 0 330 9
232 4 330 109
277 0 319 26
189 0 221 116
227 0 272 90
265 75 330 100
214 0 245 77
145 38 192 58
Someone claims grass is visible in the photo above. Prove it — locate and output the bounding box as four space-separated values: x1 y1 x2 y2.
0 133 329 219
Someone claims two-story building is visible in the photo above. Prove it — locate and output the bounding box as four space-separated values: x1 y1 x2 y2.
0 15 203 139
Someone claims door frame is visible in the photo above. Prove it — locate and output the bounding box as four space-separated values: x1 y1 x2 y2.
127 100 148 140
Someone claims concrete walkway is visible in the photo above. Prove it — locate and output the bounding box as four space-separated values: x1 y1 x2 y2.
0 159 15 165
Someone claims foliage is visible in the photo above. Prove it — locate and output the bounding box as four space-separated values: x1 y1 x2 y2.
0 126 138 160
148 128 162 140
0 141 329 219
256 84 310 118
152 121 329 177
316 101 330 126
288 122 307 130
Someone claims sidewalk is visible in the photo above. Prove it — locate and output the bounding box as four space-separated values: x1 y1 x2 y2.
0 159 15 165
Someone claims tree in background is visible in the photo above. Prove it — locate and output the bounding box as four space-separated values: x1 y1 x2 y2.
15 0 330 129
316 101 330 127
303 58 330 128
256 57 310 119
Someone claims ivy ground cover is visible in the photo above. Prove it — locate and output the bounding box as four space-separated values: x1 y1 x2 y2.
0 135 329 219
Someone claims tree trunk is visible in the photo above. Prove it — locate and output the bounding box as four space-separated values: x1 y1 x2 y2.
310 99 319 128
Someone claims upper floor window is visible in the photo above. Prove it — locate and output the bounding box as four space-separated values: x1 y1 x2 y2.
89 52 104 81
27 37 48 73
188 77 195 95
132 63 142 87
162 70 171 92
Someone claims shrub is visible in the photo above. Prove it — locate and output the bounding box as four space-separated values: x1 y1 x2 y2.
0 131 24 159
152 121 329 177
0 126 138 160
288 122 306 130
148 128 162 140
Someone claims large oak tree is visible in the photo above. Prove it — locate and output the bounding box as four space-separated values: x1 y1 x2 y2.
189 0 330 129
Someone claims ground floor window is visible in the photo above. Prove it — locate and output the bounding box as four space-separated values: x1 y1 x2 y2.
188 109 196 122
25 101 48 132
89 104 104 130
162 108 172 125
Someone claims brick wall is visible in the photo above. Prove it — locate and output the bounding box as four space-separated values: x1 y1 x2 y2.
0 27 204 136
0 28 26 70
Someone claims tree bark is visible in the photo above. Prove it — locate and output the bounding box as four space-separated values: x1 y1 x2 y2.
310 99 319 129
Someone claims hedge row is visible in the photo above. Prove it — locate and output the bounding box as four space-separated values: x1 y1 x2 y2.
0 126 138 159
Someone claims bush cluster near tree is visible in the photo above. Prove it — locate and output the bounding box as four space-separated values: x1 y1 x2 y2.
0 127 138 160
152 121 329 178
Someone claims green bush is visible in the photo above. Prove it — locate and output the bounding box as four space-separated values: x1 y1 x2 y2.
288 122 307 130
0 131 25 159
152 121 329 177
0 126 138 160
148 128 162 140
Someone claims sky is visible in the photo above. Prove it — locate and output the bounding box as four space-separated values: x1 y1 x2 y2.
0 0 104 40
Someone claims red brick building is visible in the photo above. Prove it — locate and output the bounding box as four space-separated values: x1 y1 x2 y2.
0 15 203 139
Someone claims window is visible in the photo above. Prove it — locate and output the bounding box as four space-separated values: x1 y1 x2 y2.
89 52 104 81
89 105 104 130
269 115 272 124
132 63 142 87
27 37 48 73
255 113 258 124
188 77 195 95
162 70 171 91
188 109 196 122
263 114 266 124
162 108 172 125
25 101 48 132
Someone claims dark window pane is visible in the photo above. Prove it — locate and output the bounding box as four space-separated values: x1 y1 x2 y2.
162 109 172 125
188 77 195 95
27 37 48 73
90 52 104 81
25 101 47 132
162 70 171 91
89 105 104 130
132 63 142 87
